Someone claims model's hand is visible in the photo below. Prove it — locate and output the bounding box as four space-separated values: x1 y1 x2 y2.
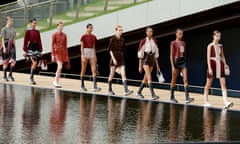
138 65 143 73
156 65 160 72
209 69 213 76
51 56 55 62
3 48 6 53
172 66 176 74
225 64 229 68
23 52 27 57
113 59 117 65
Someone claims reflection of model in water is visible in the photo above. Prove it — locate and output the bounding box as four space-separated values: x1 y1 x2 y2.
79 94 96 143
135 101 162 143
50 90 69 142
21 88 41 143
167 104 188 142
137 27 160 100
203 30 233 108
0 84 15 143
107 97 127 143
203 108 228 142
0 17 16 82
170 29 194 104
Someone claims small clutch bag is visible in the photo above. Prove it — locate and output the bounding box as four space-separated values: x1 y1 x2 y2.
156 70 165 83
225 66 230 76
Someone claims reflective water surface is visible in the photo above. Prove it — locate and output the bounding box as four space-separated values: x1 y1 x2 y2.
0 84 240 143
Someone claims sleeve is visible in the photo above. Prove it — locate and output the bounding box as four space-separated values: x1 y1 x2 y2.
138 39 145 59
1 28 6 38
108 38 113 51
80 35 84 42
13 28 16 39
154 39 159 58
23 30 29 52
38 31 43 52
51 33 56 56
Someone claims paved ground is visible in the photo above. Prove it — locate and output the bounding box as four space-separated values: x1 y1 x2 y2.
0 72 239 111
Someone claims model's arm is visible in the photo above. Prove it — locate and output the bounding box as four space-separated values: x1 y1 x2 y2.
207 45 213 74
221 47 228 67
170 43 175 71
23 30 29 55
51 34 55 61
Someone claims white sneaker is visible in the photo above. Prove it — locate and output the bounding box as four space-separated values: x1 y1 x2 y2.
204 103 211 107
53 81 62 88
224 102 234 109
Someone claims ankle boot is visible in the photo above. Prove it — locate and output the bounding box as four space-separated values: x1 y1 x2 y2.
93 77 101 92
123 80 133 96
3 68 8 82
149 83 159 100
8 66 14 81
170 87 178 103
29 69 36 85
136 83 145 98
108 80 115 95
80 76 87 91
185 86 194 103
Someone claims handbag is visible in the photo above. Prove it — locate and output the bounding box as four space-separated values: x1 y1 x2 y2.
63 61 71 70
224 66 230 76
156 70 165 83
40 60 48 70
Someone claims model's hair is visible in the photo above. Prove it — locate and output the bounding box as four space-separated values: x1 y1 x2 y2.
6 16 12 22
86 23 93 28
213 30 221 36
145 27 153 32
115 25 122 31
30 18 37 23
176 28 183 33
57 21 63 26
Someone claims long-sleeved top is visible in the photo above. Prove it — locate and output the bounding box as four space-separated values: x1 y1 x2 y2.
23 29 43 52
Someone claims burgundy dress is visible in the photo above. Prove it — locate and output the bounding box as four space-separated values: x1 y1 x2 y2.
51 32 69 63
207 42 225 78
108 36 125 67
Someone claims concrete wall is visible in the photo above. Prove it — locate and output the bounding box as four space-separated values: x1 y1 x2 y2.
15 0 239 60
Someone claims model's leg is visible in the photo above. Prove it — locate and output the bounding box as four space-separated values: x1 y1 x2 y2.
8 64 15 81
80 57 88 91
203 77 213 106
136 73 148 98
120 66 133 96
220 77 233 108
182 68 194 103
108 66 116 95
53 61 62 88
90 58 101 92
170 68 179 103
3 64 8 82
29 57 37 85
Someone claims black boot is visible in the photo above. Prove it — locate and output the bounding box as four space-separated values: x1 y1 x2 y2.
185 86 194 103
29 69 36 85
108 80 115 95
93 77 101 92
149 83 159 100
170 87 178 103
80 76 87 91
8 66 15 81
123 80 133 96
3 68 8 82
136 83 145 98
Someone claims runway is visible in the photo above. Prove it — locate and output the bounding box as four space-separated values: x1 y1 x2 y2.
0 72 239 111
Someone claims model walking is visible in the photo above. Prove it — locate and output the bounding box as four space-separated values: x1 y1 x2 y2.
80 24 101 92
136 27 160 100
0 16 16 81
51 22 70 88
23 18 43 85
170 29 194 103
107 25 133 96
203 30 233 108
